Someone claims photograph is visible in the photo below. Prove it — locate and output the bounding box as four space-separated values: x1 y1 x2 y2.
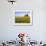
15 10 33 25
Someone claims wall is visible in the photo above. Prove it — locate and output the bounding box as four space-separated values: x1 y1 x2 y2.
0 0 46 42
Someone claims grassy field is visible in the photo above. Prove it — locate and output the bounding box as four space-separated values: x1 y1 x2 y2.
15 16 30 23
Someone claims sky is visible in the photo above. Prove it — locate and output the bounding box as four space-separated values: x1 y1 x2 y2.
15 11 30 16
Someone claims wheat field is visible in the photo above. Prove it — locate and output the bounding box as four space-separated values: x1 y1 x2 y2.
15 16 30 23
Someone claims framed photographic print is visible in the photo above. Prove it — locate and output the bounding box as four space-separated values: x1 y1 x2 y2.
14 10 33 26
